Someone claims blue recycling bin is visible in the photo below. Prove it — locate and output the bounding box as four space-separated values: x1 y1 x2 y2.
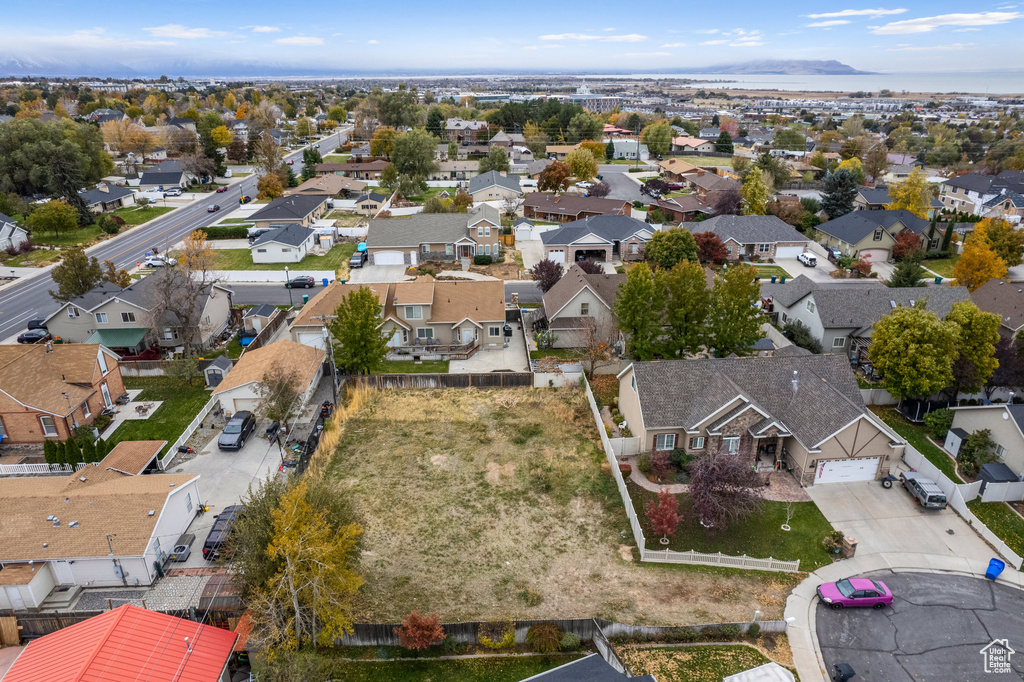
322 277 329 287
771 275 777 283
986 558 1005 580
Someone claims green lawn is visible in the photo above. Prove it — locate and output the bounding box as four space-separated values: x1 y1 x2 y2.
323 154 351 163
871 407 963 482
1 248 63 267
254 653 579 682
216 217 254 224
112 205 175 226
924 255 959 278
405 187 447 203
628 482 835 570
967 500 1024 561
205 336 244 360
749 264 792 280
108 377 211 456
378 360 450 373
621 645 774 682
208 243 356 272
32 225 104 248
530 349 582 360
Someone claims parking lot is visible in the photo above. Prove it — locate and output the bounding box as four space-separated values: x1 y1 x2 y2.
817 571 1024 680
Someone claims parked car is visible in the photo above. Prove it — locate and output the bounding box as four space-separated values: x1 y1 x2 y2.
286 276 316 289
207 204 221 213
286 160 294 166
26 318 47 331
216 186 227 193
575 181 593 190
349 251 367 268
817 577 893 610
239 195 252 204
824 246 842 263
901 471 948 509
666 182 684 191
797 252 818 267
202 505 246 560
143 256 176 268
17 328 50 344
164 187 182 197
217 410 256 451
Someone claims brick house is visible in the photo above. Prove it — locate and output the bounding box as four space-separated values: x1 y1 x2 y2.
617 355 904 486
650 195 713 223
0 343 125 443
686 214 810 261
524 193 632 223
540 215 653 264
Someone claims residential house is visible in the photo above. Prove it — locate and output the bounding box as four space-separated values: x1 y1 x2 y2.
523 158 554 179
0 212 29 252
78 184 136 213
165 116 197 133
685 169 742 200
816 209 935 261
650 195 713 223
762 275 969 359
44 275 233 352
249 194 330 230
946 405 1024 477
365 204 501 265
444 118 489 144
249 224 316 264
350 142 372 159
854 186 942 217
354 192 388 216
610 139 649 160
435 143 450 161
428 160 480 181
290 282 391 349
467 170 522 203
670 136 715 153
315 160 389 180
699 127 722 139
145 146 167 162
545 144 579 161
85 108 127 124
980 189 1024 223
883 164 917 182
969 278 1024 339
524 193 632 223
686 214 811 261
540 214 653 263
0 343 125 443
212 339 325 414
287 174 367 198
534 264 626 348
658 157 701 181
940 170 1024 217
0 466 200 593
617 354 904 486
380 278 507 354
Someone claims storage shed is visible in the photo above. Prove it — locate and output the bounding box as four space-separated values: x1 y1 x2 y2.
204 355 233 388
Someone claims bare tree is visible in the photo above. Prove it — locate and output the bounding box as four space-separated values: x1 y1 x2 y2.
501 194 524 219
166 127 198 157
181 152 216 182
148 230 222 354
578 316 619 379
252 132 284 180
687 445 764 533
257 365 301 427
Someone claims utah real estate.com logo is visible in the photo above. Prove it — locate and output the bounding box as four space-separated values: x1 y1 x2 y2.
980 639 1015 674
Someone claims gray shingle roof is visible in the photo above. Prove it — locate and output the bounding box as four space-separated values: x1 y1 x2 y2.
468 170 521 195
78 185 135 206
812 285 970 333
692 215 808 245
244 303 278 318
816 210 930 245
0 211 16 226
251 224 313 248
356 192 387 203
138 171 183 186
366 214 470 248
528 653 655 681
542 264 626 317
944 173 996 194
249 194 328 222
540 215 650 246
631 354 890 450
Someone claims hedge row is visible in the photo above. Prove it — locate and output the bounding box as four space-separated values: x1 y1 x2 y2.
202 225 251 239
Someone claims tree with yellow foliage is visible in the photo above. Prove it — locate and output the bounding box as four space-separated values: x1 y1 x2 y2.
885 167 932 219
973 217 1024 268
837 157 865 185
235 102 250 120
369 126 399 157
740 169 770 216
257 173 284 200
211 125 234 147
223 91 237 111
953 235 1008 292
251 481 363 651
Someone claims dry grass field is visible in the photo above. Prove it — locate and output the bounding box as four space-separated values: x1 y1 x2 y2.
327 387 800 625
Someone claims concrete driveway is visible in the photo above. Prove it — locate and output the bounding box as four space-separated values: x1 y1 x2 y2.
600 170 650 206
519 239 546 272
816 571 1024 681
773 257 839 283
807 481 992 561
348 264 409 282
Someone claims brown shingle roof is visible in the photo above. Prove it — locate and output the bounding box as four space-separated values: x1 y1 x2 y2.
430 280 506 323
970 278 1024 333
393 276 435 306
291 282 390 328
0 344 107 416
524 193 630 218
287 174 367 196
212 340 324 396
0 468 199 561
0 563 43 585
542 264 626 318
100 440 165 475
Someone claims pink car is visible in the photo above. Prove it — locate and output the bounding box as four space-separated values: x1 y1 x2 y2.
817 578 893 610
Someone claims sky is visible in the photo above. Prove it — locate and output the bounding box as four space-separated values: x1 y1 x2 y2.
1 1 1023 75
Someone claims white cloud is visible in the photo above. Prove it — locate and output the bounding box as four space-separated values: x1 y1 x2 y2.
539 32 646 42
661 42 687 47
807 20 852 27
3 30 177 51
603 27 615 31
142 24 226 39
886 42 975 51
274 35 324 45
807 8 907 18
621 51 671 58
954 27 982 31
604 33 648 42
248 26 281 33
539 33 601 40
700 39 729 45
367 39 379 44
871 11 1021 34
694 29 720 34
731 40 765 46
522 44 562 50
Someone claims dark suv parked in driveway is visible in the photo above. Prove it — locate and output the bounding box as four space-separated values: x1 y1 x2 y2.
217 410 256 451
202 505 245 560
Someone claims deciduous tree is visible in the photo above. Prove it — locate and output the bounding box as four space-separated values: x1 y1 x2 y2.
864 143 889 182
257 365 301 425
657 260 711 357
688 449 763 533
589 181 610 198
102 259 131 288
694 232 728 264
537 161 572 192
166 352 202 386
953 236 1007 292
740 169 770 216
327 286 394 374
27 199 78 239
566 147 598 182
579 139 607 162
478 146 510 174
49 247 101 302
646 489 680 542
885 167 932 219
869 304 960 399
395 612 445 651
529 259 564 293
975 218 1024 268
369 126 399 158
837 157 865 186
645 227 698 269
613 261 662 361
892 230 923 261
211 125 234 147
578 316 618 379
945 301 1001 396
391 128 439 178
708 264 763 356
257 173 284 200
985 336 1024 399
641 122 672 156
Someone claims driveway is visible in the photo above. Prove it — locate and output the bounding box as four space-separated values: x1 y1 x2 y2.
816 571 1024 681
600 170 650 206
347 264 409 282
773 257 839 283
449 321 530 373
519 239 546 272
806 481 992 560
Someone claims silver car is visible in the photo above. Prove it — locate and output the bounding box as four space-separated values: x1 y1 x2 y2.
901 471 948 509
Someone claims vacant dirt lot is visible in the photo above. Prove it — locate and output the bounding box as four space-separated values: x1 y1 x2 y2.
327 388 800 625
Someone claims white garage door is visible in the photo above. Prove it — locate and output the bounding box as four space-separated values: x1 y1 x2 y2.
548 249 565 264
374 251 405 265
776 245 807 259
815 457 880 484
231 398 260 414
297 332 326 350
858 249 889 265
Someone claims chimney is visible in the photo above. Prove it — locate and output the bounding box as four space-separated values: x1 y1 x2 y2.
98 184 109 193
792 370 799 395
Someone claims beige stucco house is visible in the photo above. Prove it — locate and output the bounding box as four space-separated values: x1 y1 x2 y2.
365 204 502 265
947 404 1024 477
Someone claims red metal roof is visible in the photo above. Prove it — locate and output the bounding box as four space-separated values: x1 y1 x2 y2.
4 604 237 682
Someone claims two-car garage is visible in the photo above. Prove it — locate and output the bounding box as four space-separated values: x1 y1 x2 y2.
371 250 411 266
814 457 881 484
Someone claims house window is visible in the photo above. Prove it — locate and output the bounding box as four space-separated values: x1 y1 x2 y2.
484 244 491 255
655 433 676 451
996 444 1007 460
488 325 501 337
81 402 91 419
0 418 7 439
405 306 423 320
726 245 732 254
95 313 108 324
445 244 453 255
629 243 638 254
185 493 193 513
422 244 430 253
929 238 939 250
873 229 883 241
759 243 771 253
98 352 108 375
40 416 58 438
68 306 80 319
689 436 705 450
631 375 637 393
416 328 434 339
780 312 788 323
832 337 846 348
121 312 136 323
485 225 491 236
580 302 590 316
257 248 267 253
402 329 409 343
806 300 816 313
722 435 740 454
478 226 485 236
282 248 292 253
204 316 211 324
162 328 178 340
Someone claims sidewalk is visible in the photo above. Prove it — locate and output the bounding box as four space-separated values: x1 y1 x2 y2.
785 553 1024 681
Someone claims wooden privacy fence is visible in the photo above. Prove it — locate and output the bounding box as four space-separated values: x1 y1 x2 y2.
348 373 533 389
583 377 801 573
120 357 225 377
239 308 290 357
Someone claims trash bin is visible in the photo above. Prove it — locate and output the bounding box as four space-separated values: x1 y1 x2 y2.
771 275 777 283
322 277 329 287
302 294 309 305
986 558 1006 580
935 276 942 285
780 276 786 284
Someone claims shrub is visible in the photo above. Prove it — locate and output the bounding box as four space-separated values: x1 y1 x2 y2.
675 627 700 643
479 621 515 650
823 529 845 553
702 626 724 641
98 216 120 234
394 611 445 651
604 424 612 437
518 585 543 606
923 408 954 440
473 254 493 265
747 623 761 638
619 463 632 476
203 224 250 239
718 624 742 640
91 413 113 433
442 636 467 654
526 623 563 653
637 451 653 476
669 448 692 469
560 631 581 651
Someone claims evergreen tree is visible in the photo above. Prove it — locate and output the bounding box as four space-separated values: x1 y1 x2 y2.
715 131 734 154
43 439 57 465
941 221 955 252
82 438 97 463
886 257 927 288
605 139 615 161
65 438 82 465
55 441 68 466
820 168 858 219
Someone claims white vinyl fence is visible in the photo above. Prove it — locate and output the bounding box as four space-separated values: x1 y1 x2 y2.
583 377 800 573
982 481 1024 503
952 487 1024 570
610 437 642 457
158 395 220 470
0 462 93 477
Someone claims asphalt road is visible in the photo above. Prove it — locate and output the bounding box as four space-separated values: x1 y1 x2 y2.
0 129 348 341
816 571 1024 681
